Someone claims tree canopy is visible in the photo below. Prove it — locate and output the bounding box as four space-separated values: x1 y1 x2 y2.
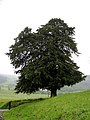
7 18 85 97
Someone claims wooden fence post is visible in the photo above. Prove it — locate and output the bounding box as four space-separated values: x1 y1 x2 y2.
8 101 11 110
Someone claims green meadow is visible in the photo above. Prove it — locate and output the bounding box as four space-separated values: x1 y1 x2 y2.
0 87 48 109
0 88 47 100
2 90 90 120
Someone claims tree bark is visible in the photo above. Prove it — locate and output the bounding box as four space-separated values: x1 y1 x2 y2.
51 89 57 97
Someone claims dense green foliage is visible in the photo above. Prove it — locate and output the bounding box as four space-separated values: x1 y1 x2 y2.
3 90 90 120
7 18 85 97
0 74 90 93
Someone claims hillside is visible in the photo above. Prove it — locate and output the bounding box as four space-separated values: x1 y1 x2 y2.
60 75 90 93
0 74 17 85
0 74 7 84
3 90 90 120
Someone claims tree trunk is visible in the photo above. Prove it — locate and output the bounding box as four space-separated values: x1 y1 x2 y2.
51 89 57 97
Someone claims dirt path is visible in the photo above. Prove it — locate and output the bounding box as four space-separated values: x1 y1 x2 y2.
0 111 3 120
0 109 9 120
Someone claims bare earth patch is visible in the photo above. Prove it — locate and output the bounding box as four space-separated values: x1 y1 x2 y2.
0 109 9 120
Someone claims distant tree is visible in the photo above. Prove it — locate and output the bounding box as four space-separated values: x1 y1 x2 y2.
7 18 85 97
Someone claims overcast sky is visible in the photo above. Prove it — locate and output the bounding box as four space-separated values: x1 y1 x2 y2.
0 0 90 75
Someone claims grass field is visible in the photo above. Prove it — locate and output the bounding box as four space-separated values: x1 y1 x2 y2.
0 88 48 100
0 88 48 110
3 90 90 120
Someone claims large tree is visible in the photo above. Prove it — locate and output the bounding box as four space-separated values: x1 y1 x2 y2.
7 18 85 97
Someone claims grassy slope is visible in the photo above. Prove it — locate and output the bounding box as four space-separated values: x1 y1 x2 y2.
3 90 90 120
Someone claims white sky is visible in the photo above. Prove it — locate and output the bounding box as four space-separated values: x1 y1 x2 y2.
0 0 90 75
